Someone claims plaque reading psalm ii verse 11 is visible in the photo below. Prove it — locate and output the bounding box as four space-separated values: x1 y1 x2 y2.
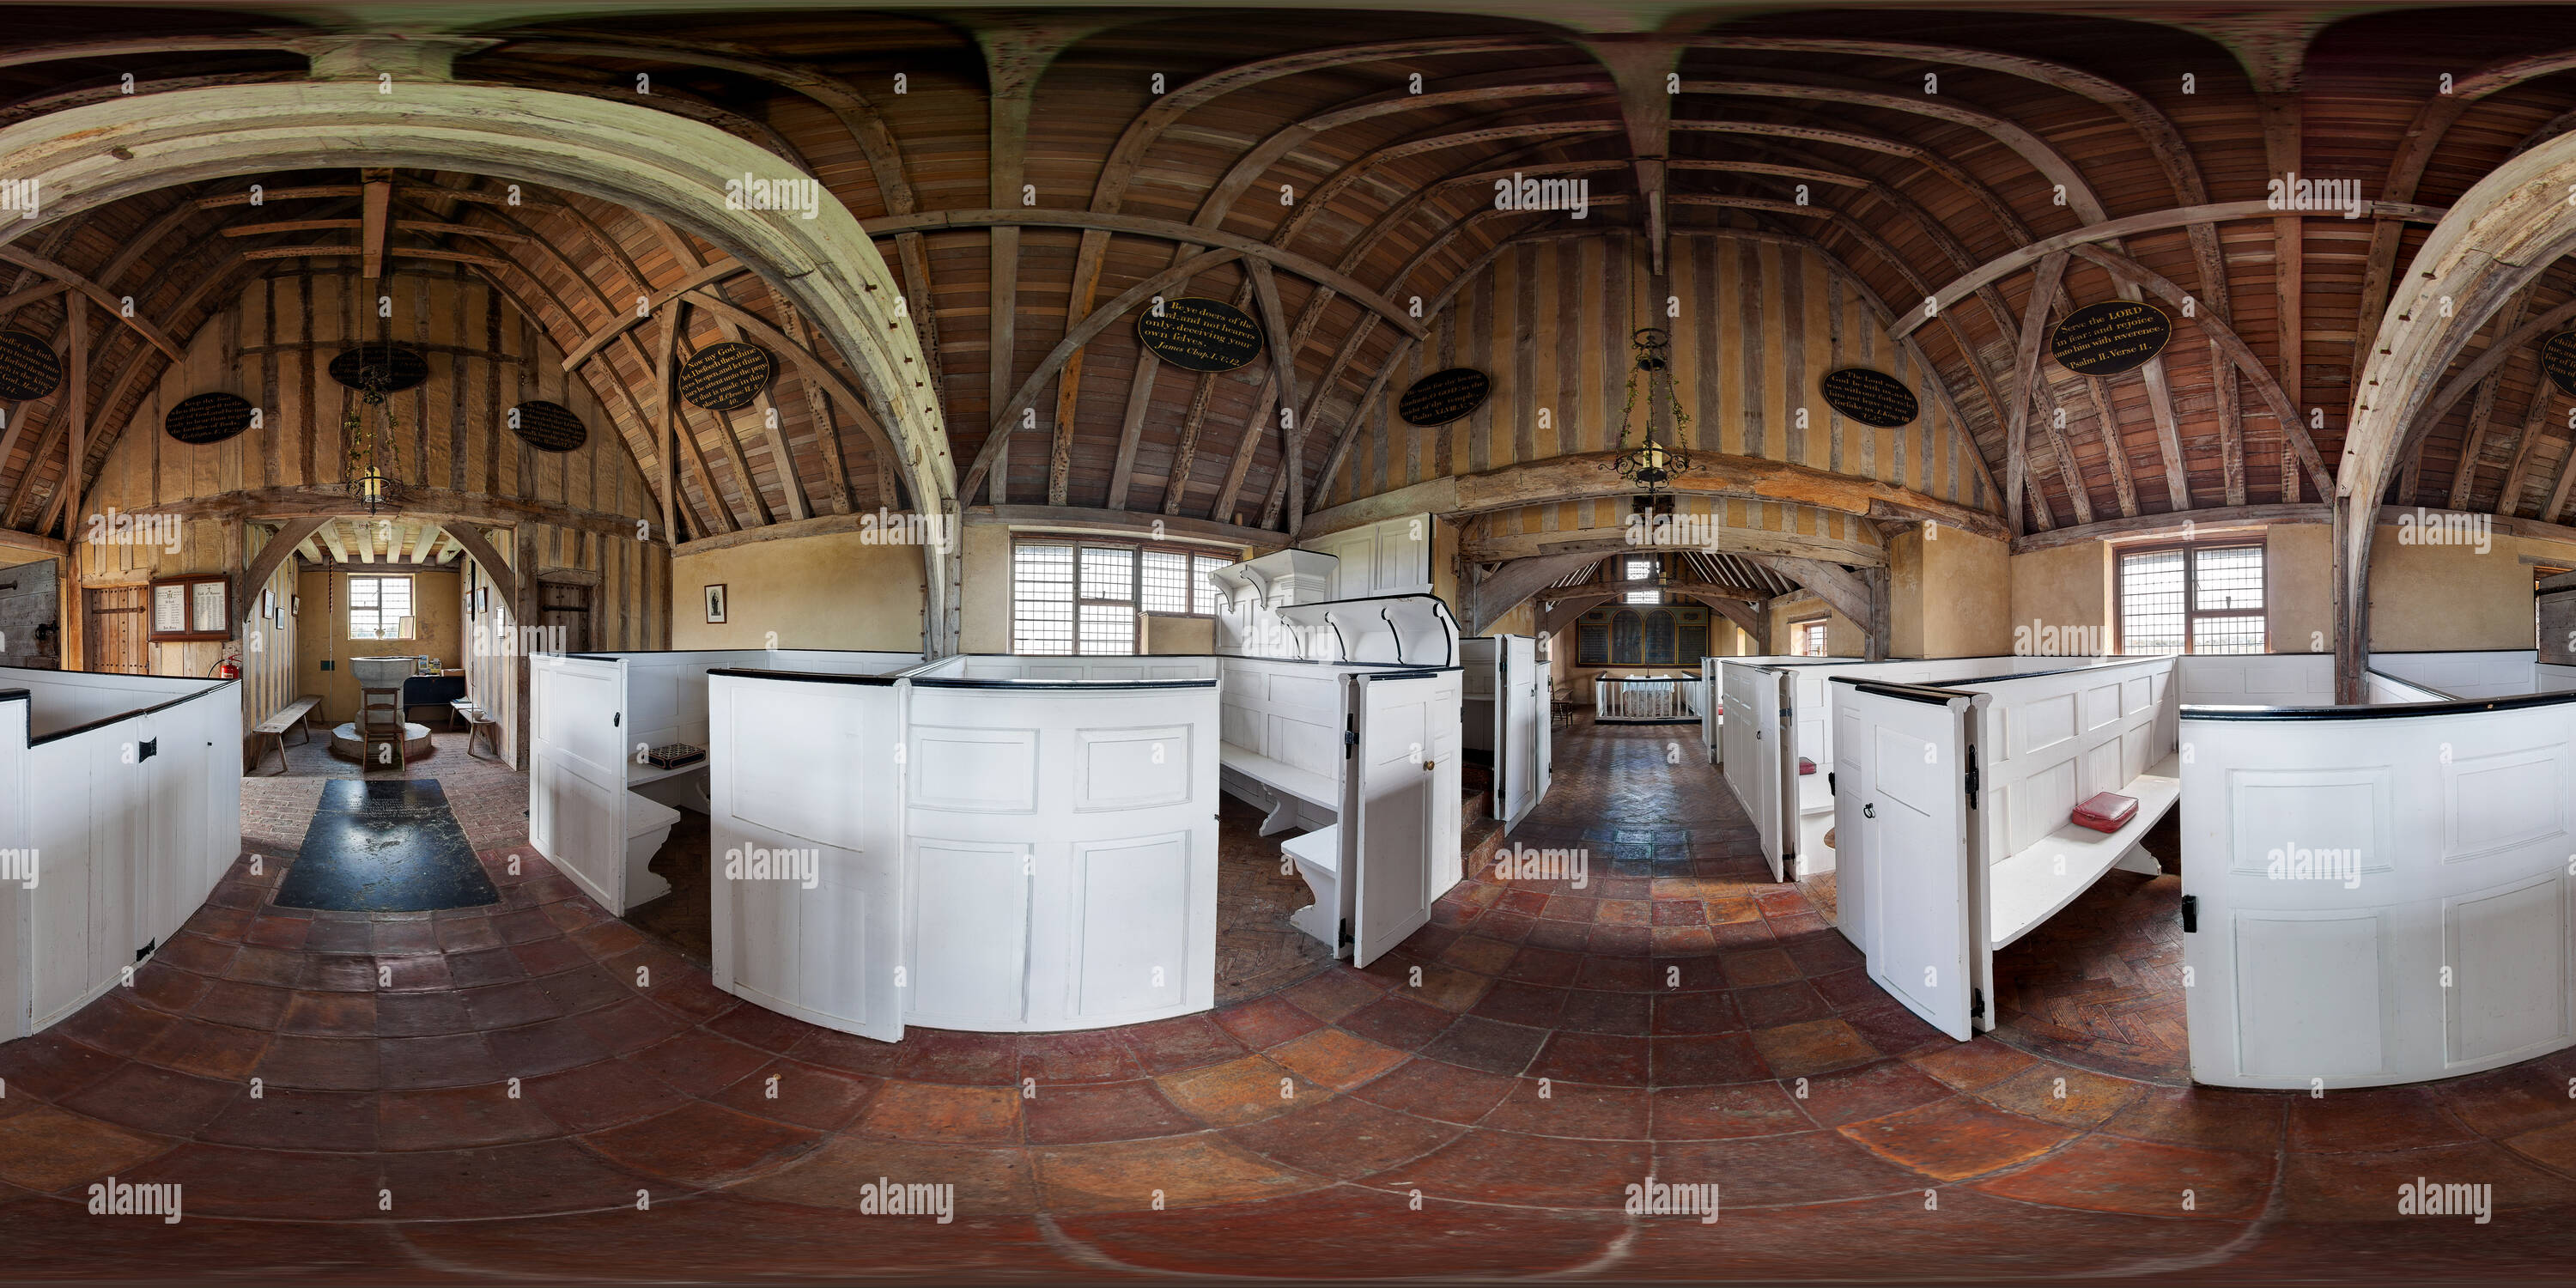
2049 301 2172 377
677 342 775 411
1818 368 1918 428
1136 297 1264 373
0 330 61 401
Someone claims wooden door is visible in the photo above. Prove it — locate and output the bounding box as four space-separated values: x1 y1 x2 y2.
1843 682 1977 1041
538 580 591 654
83 586 145 674
1347 671 1461 968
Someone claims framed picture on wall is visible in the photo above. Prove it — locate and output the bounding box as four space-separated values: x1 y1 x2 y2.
704 583 727 624
148 573 230 642
291 595 301 617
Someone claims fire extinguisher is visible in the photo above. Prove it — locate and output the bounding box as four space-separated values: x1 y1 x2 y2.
212 651 240 680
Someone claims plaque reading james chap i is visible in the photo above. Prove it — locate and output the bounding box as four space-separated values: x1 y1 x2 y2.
677 342 775 411
1819 368 1919 428
1399 368 1492 427
2049 301 2172 377
1136 297 1263 373
0 330 61 401
2543 331 2576 397
165 392 255 446
509 399 587 453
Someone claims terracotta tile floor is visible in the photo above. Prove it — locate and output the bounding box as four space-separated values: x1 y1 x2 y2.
7 721 2576 1281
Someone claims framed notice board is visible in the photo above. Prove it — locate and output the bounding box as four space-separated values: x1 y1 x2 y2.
149 573 232 642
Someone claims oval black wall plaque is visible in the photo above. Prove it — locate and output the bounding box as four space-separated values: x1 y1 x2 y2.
0 330 61 401
2543 331 2576 397
677 341 775 411
1135 296 1264 373
509 399 587 453
1398 368 1492 427
328 343 428 393
165 392 255 446
1818 368 1919 428
2049 301 2172 377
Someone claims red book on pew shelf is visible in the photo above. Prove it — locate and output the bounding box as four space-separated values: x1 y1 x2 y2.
1798 756 1817 775
2071 792 2137 834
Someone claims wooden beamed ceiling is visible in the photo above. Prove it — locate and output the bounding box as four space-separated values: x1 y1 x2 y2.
9 9 2576 549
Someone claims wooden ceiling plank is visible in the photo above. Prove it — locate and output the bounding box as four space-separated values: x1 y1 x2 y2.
360 176 392 281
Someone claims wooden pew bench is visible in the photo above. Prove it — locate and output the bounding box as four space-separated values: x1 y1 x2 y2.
249 695 324 775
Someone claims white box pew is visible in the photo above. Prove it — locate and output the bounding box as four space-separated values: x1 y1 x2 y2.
705 665 1223 1042
1721 654 2078 882
1830 656 2183 1036
530 649 923 914
2371 648 2540 700
1461 636 1547 825
0 670 240 1040
2181 690 2576 1089
2174 652 2331 705
1212 653 1465 962
2366 670 2457 703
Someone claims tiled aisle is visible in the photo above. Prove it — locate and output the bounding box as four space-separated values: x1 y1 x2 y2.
5 724 2576 1281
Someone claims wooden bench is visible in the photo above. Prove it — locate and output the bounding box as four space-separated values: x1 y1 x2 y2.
454 699 503 762
249 695 324 775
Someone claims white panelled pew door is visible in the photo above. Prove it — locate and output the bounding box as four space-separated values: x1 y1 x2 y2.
1835 681 1978 1041
1349 670 1463 968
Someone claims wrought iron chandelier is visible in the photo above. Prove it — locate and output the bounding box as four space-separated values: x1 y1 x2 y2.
343 374 401 515
1607 327 1693 496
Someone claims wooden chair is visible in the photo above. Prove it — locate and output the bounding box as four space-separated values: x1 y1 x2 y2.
249 695 323 775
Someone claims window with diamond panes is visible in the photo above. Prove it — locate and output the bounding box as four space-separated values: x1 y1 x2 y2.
1012 538 1242 655
2117 544 2263 654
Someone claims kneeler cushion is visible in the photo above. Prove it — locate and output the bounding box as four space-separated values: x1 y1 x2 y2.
2071 792 2138 834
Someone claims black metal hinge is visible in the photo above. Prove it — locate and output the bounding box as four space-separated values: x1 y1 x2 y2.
137 738 156 762
2181 895 2198 933
1783 853 1797 882
1344 721 1357 757
135 938 155 963
1970 987 1985 1020
1963 744 1979 810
